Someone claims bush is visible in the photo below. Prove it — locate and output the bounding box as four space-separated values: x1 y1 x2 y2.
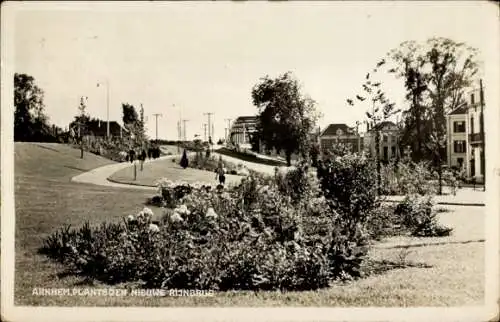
380 160 436 196
317 154 379 223
365 205 403 241
395 195 453 237
41 165 375 291
180 149 189 169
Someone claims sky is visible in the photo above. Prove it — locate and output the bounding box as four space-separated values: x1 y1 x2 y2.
13 1 497 141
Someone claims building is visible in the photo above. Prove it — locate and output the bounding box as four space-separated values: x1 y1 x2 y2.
446 84 485 182
446 105 468 171
319 123 363 154
70 120 129 139
229 116 259 148
363 121 401 161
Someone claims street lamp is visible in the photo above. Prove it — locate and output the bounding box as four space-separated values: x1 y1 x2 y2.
97 79 110 139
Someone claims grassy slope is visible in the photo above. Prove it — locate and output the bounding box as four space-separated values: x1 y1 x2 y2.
13 143 485 306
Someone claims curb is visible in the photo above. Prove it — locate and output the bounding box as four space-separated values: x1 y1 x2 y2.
106 177 157 189
382 199 485 207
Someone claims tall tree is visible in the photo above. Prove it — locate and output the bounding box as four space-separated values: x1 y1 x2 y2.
14 73 51 141
385 38 479 194
251 72 320 166
347 72 399 194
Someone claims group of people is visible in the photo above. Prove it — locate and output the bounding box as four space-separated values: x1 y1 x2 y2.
124 146 162 163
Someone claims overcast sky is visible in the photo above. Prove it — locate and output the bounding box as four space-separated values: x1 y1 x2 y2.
13 1 497 140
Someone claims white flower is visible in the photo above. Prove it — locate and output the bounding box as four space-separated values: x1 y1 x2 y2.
206 207 218 219
175 204 191 215
170 212 184 223
127 215 135 222
142 207 154 218
148 223 160 233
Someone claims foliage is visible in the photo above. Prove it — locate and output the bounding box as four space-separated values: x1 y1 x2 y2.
317 154 379 223
386 38 480 194
380 160 436 195
251 72 321 166
14 73 61 142
41 157 386 291
346 70 399 195
395 195 453 237
180 149 189 169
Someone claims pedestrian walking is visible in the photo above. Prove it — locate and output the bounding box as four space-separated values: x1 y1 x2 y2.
215 164 226 186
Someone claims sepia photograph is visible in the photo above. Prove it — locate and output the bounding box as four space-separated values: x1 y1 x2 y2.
1 1 499 321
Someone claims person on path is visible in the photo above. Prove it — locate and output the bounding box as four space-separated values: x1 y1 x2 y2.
215 163 226 186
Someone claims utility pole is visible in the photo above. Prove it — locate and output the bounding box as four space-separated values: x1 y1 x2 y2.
203 123 208 142
152 113 162 142
224 118 231 143
479 79 485 191
204 112 214 142
182 119 189 141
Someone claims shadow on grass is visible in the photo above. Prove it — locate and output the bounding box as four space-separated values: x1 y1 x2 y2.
63 165 88 172
384 238 485 250
359 259 433 279
34 144 62 153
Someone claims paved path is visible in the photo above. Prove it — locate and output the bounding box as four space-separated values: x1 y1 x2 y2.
71 148 485 206
384 187 485 206
71 155 176 191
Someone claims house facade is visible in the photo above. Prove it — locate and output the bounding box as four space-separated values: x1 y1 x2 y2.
319 123 363 155
446 85 485 182
363 121 401 161
229 116 259 149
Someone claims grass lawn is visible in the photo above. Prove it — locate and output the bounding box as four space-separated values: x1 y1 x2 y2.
13 143 485 306
108 155 243 187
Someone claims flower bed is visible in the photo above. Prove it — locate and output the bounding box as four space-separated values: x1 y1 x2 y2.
40 154 451 293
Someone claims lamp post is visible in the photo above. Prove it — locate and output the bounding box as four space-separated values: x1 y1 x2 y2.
97 79 110 139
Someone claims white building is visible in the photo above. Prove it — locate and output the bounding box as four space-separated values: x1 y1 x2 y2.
446 85 485 182
363 121 401 161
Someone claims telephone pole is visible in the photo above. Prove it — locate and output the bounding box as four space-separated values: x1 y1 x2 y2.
182 119 189 141
204 112 214 143
152 113 162 142
203 123 208 142
224 118 231 143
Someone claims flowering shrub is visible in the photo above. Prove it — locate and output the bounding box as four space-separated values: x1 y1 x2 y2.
317 154 379 223
380 160 436 196
41 164 376 291
395 195 453 237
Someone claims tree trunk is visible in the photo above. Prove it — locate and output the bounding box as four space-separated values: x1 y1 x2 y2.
414 96 422 162
286 152 292 167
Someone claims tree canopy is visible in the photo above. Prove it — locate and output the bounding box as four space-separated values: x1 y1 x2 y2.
251 72 320 166
14 73 56 142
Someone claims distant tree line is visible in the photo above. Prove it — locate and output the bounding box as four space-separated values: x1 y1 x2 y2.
14 73 65 142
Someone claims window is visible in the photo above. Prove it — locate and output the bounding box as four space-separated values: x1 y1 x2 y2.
471 93 475 105
457 158 464 168
391 146 396 158
453 121 465 133
383 134 388 143
453 140 466 153
470 116 474 134
383 146 388 160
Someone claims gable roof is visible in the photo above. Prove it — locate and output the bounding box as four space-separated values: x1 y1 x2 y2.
86 120 128 137
448 105 468 115
370 121 397 132
320 123 355 137
234 116 259 124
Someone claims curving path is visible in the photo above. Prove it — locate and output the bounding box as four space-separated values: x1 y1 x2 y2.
71 155 176 190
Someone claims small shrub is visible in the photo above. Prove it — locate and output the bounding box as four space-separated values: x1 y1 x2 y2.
180 149 189 169
317 154 379 222
395 195 453 237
